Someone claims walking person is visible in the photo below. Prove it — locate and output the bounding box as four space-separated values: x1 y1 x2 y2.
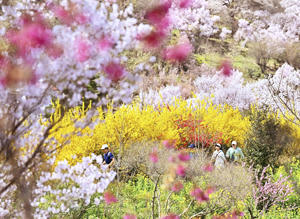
211 143 226 168
101 144 115 170
226 141 244 163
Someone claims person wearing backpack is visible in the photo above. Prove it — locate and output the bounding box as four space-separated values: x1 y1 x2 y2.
211 143 226 168
226 141 244 163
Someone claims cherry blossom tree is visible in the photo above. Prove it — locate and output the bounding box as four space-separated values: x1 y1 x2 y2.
0 0 152 217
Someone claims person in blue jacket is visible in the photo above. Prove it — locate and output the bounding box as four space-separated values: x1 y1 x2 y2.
101 144 115 168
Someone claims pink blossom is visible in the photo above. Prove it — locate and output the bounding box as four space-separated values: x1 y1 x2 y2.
163 42 192 63
171 181 183 192
178 152 190 162
168 155 176 163
156 16 171 32
145 0 172 27
103 61 126 81
104 191 118 204
179 0 193 8
75 38 91 62
150 149 159 163
219 59 233 77
138 30 166 48
19 13 33 26
162 140 175 149
46 44 64 59
205 187 214 195
75 13 89 25
0 55 9 70
51 5 73 25
29 72 38 85
50 3 88 25
202 164 214 172
190 187 213 202
6 15 52 57
98 37 114 51
123 214 137 219
176 165 186 177
160 214 180 219
0 78 6 86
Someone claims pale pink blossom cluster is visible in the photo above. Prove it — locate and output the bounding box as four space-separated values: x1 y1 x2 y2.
251 63 300 118
219 27 232 40
234 0 300 50
140 63 299 115
253 166 293 212
192 69 256 110
0 0 149 216
139 85 182 107
170 0 220 37
0 154 115 218
0 0 152 114
138 0 193 62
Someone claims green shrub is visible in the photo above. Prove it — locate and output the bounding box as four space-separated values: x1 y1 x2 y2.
245 107 293 172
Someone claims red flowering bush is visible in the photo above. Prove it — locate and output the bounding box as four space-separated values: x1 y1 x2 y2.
174 115 223 148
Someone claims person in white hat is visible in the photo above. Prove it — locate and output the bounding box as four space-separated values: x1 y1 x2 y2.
101 144 115 168
226 141 244 163
211 143 226 168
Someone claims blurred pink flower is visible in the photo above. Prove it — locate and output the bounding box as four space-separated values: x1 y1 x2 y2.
168 155 176 163
104 191 118 204
163 42 192 62
179 0 193 8
19 13 33 26
138 30 166 48
150 149 159 163
219 59 233 77
103 61 126 81
6 15 52 57
145 0 172 27
98 37 114 51
75 13 89 24
123 214 137 219
75 38 91 62
0 55 9 70
51 5 73 25
155 16 171 32
50 3 89 25
160 214 180 219
190 187 214 202
162 140 176 149
178 152 190 162
46 44 64 59
202 164 214 172
176 165 186 177
171 181 183 192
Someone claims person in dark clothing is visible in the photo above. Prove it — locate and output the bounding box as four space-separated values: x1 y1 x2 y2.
101 144 115 168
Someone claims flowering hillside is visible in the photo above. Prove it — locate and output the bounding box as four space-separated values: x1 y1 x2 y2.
0 0 299 218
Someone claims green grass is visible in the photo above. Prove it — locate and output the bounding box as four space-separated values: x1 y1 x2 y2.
194 53 262 80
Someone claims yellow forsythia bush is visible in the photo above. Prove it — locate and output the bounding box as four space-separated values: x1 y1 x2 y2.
52 99 251 164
